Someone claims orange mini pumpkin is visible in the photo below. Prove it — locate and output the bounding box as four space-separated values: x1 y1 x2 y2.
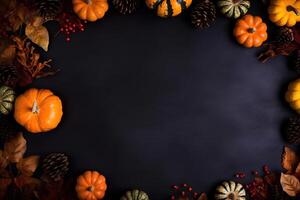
14 88 63 133
76 171 107 200
72 0 109 22
233 15 268 48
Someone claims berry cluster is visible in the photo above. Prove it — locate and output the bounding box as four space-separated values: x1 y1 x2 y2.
171 183 200 200
58 12 86 42
234 165 274 200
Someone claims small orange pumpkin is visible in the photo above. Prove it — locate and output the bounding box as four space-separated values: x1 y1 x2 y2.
233 15 268 48
72 0 109 22
76 171 107 200
14 88 63 133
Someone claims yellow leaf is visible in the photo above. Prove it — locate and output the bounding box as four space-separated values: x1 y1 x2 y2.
16 155 39 177
4 132 27 163
282 146 299 173
280 173 300 197
25 24 49 51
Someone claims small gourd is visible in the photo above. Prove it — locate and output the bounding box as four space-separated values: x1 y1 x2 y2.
233 14 268 48
14 88 63 133
72 0 109 22
286 79 300 113
145 0 192 17
217 0 250 19
268 0 300 27
76 171 107 200
0 86 15 115
120 189 149 200
215 181 246 200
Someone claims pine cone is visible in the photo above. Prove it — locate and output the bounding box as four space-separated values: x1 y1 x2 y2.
285 116 300 144
190 0 217 29
0 65 18 88
42 153 69 181
276 27 294 44
35 0 63 21
0 117 19 147
112 0 139 14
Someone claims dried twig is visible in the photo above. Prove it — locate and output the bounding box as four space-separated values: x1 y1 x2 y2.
12 36 58 79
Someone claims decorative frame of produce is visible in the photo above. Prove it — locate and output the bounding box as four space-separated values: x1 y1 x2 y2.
0 0 300 199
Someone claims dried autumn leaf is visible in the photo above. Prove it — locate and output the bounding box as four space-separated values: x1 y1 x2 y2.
0 151 8 170
0 44 16 64
4 132 26 163
282 146 299 173
14 175 41 194
25 24 49 51
17 156 39 177
280 173 300 197
8 4 29 31
198 193 207 200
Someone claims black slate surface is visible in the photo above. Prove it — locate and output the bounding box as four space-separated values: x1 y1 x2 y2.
25 1 297 199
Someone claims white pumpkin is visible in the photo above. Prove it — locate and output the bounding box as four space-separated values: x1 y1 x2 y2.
215 181 246 200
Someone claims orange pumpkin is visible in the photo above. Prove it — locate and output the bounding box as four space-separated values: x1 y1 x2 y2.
233 15 268 48
76 171 107 200
72 0 109 22
14 88 63 133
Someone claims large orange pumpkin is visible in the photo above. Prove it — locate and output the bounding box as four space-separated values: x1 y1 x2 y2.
14 88 63 133
233 15 268 48
72 0 109 22
76 171 107 200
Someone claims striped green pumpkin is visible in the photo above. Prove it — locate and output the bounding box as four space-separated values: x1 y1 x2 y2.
215 181 246 200
120 189 149 200
217 0 250 19
0 86 15 115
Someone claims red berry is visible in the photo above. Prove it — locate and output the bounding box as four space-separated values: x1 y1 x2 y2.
172 185 179 190
66 37 71 42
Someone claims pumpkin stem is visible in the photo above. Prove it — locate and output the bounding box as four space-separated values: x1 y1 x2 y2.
287 5 300 16
32 100 39 114
232 0 242 4
85 0 92 4
228 193 237 200
87 186 94 192
247 27 256 33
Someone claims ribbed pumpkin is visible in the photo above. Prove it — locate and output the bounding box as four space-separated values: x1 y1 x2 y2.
215 181 246 200
145 0 192 17
121 189 149 200
72 0 109 22
217 0 250 19
233 15 268 48
76 171 107 200
268 0 300 27
14 88 63 133
0 86 15 115
285 79 300 113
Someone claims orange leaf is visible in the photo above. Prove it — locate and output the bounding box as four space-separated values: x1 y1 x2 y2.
4 132 26 163
282 146 299 173
280 173 300 197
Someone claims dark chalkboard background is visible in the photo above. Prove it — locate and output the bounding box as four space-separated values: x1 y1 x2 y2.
24 1 297 199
